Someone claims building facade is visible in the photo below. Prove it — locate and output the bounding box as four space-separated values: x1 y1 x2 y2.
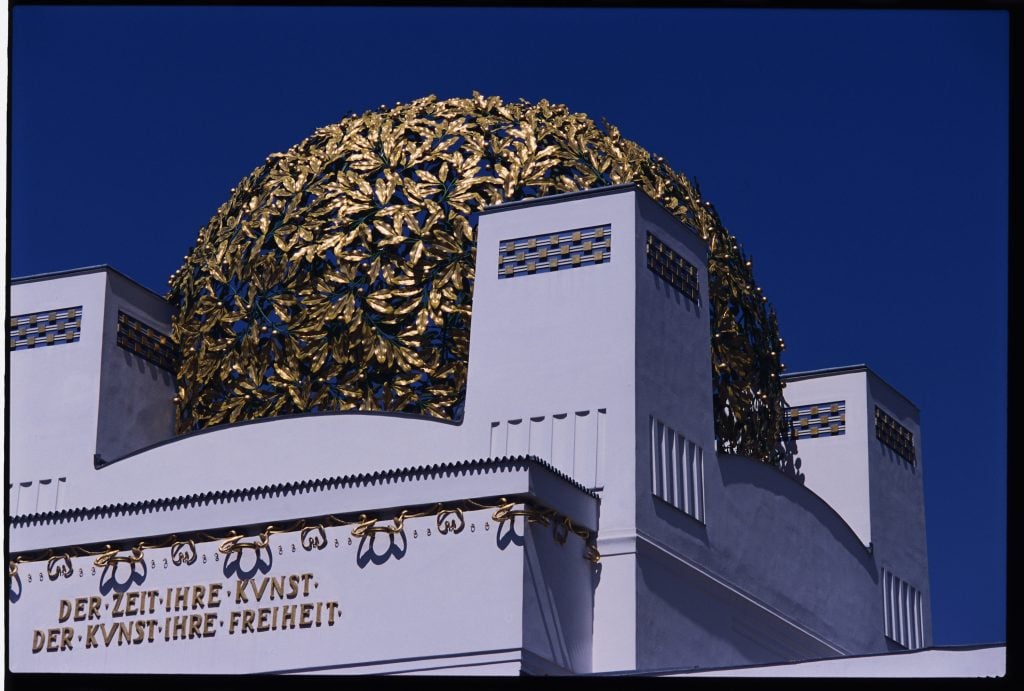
7 184 931 674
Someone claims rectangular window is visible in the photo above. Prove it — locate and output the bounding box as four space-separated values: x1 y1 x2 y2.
882 568 924 649
650 416 704 523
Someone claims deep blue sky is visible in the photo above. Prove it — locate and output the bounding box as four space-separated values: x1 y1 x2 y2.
8 7 1007 646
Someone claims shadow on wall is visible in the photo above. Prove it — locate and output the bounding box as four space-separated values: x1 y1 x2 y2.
356 532 408 568
119 349 174 385
99 560 148 595
653 499 710 547
222 545 274 580
497 517 527 550
9 572 22 603
778 439 806 485
718 454 875 578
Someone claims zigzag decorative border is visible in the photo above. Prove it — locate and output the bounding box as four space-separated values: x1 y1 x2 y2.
11 455 597 526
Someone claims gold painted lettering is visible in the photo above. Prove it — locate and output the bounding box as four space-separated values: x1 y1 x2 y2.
132 621 147 644
116 622 132 646
189 614 204 639
85 624 99 648
74 597 89 621
280 604 297 629
191 585 206 610
235 580 248 604
299 603 314 628
251 577 270 602
174 586 188 611
208 583 222 608
170 615 188 640
269 577 284 600
257 607 271 632
124 592 140 617
88 596 102 620
57 600 72 623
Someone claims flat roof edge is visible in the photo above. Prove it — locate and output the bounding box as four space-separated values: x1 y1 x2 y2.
10 264 170 302
479 182 639 215
783 364 919 412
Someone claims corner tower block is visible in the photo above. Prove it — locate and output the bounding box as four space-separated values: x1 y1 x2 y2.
469 184 715 672
783 366 931 648
8 267 176 513
468 183 714 525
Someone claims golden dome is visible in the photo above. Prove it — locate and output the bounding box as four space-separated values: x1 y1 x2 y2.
167 93 788 464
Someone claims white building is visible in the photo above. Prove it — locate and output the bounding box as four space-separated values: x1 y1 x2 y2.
7 184 944 675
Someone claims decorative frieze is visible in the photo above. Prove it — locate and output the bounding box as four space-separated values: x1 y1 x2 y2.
787 400 846 440
497 224 611 279
8 306 82 351
116 312 178 372
646 232 699 303
875 406 915 463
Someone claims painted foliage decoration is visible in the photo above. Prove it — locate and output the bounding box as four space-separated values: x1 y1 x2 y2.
167 93 788 465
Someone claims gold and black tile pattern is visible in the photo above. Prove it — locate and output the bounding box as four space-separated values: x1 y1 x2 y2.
875 406 915 463
117 312 178 372
787 400 846 439
497 224 611 279
646 232 699 303
8 306 82 351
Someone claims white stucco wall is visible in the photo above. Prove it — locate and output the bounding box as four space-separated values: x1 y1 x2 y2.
9 267 175 515
9 461 599 674
781 369 873 546
10 271 107 513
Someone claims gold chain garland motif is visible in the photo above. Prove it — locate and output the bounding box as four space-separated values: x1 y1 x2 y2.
46 555 74 581
300 524 328 551
218 528 274 555
167 93 788 466
170 539 198 566
8 496 600 576
94 544 146 568
491 500 556 527
350 510 409 538
436 507 465 535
